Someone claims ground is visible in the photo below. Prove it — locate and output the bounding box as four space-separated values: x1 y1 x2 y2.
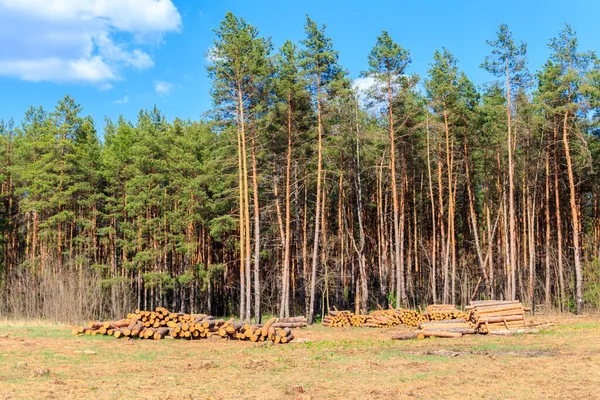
0 315 599 399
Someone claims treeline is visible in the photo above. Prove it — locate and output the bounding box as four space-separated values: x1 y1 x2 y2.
1 14 600 322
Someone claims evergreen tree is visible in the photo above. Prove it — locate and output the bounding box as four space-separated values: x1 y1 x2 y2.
300 15 345 322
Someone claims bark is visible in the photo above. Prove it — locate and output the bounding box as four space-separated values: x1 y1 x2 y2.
236 90 246 321
464 124 489 290
554 118 566 311
563 109 583 314
388 79 405 308
425 114 437 304
250 123 261 324
545 145 552 309
442 108 454 304
280 92 293 319
353 98 368 313
506 59 517 302
308 74 323 323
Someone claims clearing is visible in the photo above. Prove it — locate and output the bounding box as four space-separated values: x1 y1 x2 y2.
0 315 599 399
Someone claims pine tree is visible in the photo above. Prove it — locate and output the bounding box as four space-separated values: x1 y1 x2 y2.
208 12 271 321
300 15 345 322
482 24 529 301
363 30 412 307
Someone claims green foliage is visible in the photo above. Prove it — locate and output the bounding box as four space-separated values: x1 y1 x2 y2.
366 31 411 80
481 23 530 89
300 15 346 97
1 16 600 322
583 258 600 309
142 272 174 292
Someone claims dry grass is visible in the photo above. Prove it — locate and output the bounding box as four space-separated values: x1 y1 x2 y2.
0 315 599 399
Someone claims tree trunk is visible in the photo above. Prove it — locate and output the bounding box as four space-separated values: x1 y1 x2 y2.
563 109 583 314
280 93 293 319
388 80 404 308
442 108 454 304
308 76 323 323
426 113 437 304
250 123 261 324
236 89 246 321
545 144 552 309
554 118 565 311
354 97 368 314
506 60 517 301
464 124 489 290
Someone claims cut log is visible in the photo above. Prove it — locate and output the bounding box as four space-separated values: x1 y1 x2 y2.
391 332 419 340
419 330 463 338
488 328 540 336
261 318 277 337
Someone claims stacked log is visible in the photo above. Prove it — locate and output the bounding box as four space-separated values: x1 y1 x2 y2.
72 308 294 344
417 319 476 334
322 309 426 328
467 300 527 333
364 309 426 327
392 301 530 340
322 310 355 327
392 319 475 340
423 304 470 321
272 316 307 329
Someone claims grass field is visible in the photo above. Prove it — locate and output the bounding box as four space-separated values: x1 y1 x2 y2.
0 315 599 399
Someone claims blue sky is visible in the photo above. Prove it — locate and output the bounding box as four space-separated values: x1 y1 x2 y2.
0 0 598 132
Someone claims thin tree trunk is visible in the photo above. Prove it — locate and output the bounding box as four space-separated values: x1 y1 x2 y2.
388 80 404 308
506 60 517 301
280 92 293 319
528 183 536 313
563 109 583 314
426 113 437 304
354 97 368 314
250 123 261 324
464 124 489 289
554 118 565 311
545 144 552 309
437 144 447 303
442 108 454 304
236 90 246 321
308 75 323 323
399 152 407 306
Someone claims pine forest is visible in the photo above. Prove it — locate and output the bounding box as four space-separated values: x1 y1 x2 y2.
3 13 600 323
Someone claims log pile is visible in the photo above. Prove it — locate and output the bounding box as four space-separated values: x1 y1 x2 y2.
364 309 426 327
467 300 527 333
272 316 307 329
72 308 294 344
423 304 470 321
392 301 530 340
322 310 365 327
392 318 476 340
322 309 426 328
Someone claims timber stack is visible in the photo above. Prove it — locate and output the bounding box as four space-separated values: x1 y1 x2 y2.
322 308 425 328
423 304 470 321
72 307 295 344
322 310 358 327
392 317 476 340
363 308 425 327
392 301 530 340
467 300 527 333
272 316 307 328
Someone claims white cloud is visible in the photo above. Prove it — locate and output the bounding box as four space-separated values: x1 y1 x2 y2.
0 56 115 82
0 0 182 85
352 76 378 94
352 76 391 112
154 80 174 94
205 45 221 64
113 95 129 104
